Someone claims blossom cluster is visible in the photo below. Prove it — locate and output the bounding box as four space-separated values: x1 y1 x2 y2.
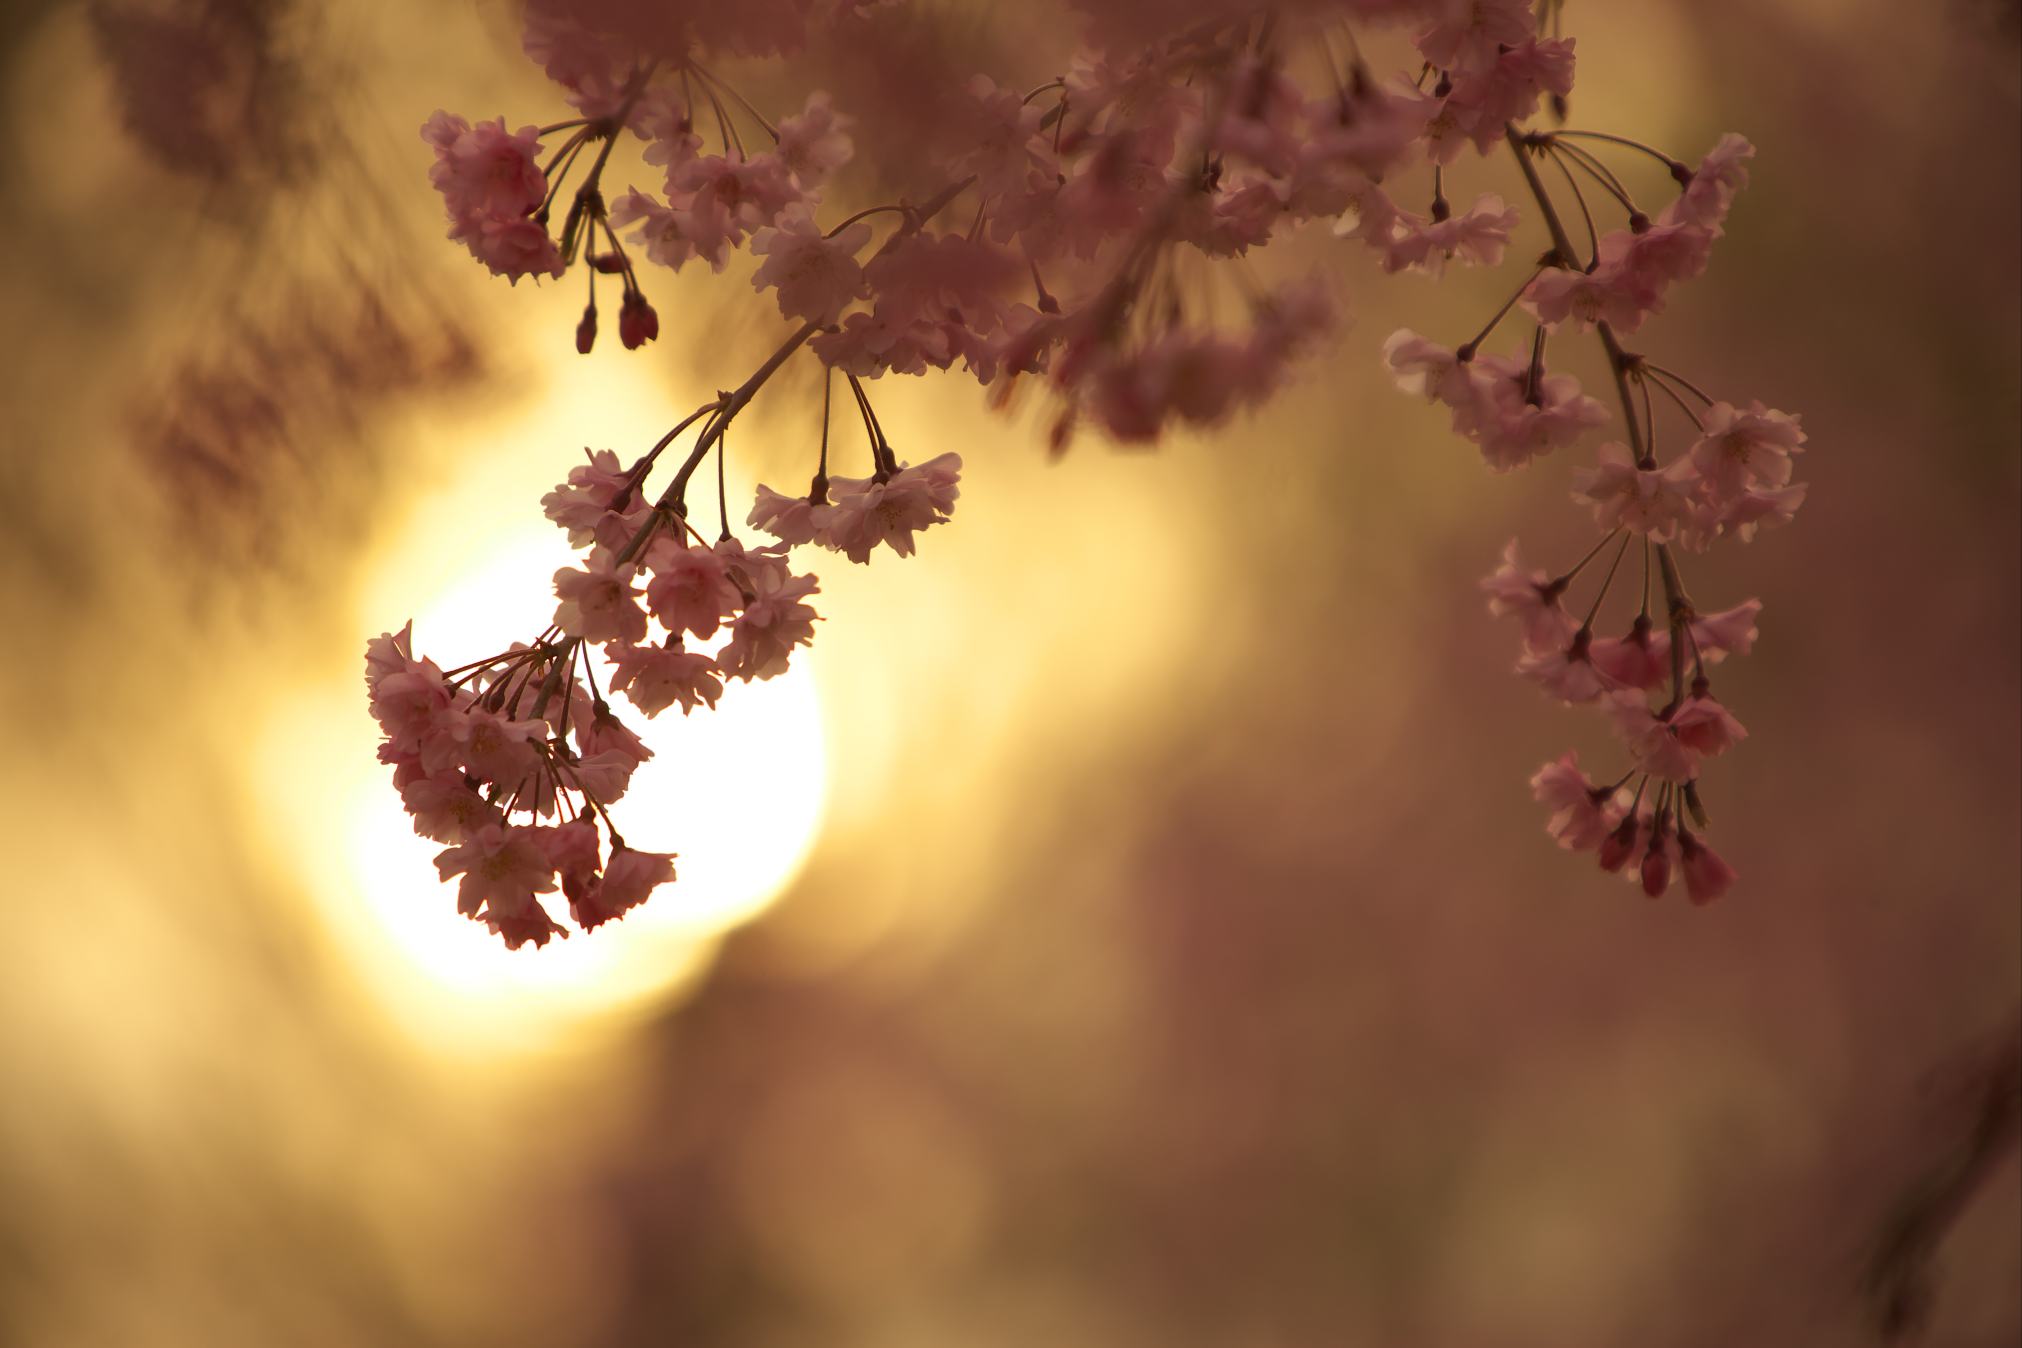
385 0 1807 939
1377 117 1809 901
365 621 673 949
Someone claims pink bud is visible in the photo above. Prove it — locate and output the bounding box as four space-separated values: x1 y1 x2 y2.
1639 839 1672 898
576 306 597 355
1598 815 1641 873
620 292 658 350
1678 834 1738 905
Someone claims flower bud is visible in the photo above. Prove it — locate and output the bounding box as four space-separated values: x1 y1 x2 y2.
1678 833 1737 905
1598 815 1641 873
620 292 658 349
1640 838 1672 898
575 305 597 355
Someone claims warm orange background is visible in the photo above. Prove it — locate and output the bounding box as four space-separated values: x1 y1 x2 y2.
0 1 2015 1344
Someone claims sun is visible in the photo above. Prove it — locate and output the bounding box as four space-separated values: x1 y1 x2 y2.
256 354 828 1058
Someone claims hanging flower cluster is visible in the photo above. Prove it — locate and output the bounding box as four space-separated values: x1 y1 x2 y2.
1382 115 1805 903
380 0 1809 944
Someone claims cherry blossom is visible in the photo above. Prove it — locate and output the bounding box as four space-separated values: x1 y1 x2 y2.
717 560 820 682
775 91 853 185
1664 134 1755 232
1516 629 1613 703
1572 442 1700 541
1522 265 1656 334
1480 539 1575 651
817 453 963 563
1688 400 1806 500
542 448 633 545
642 540 741 640
554 545 647 644
608 641 723 716
750 207 870 324
433 824 565 948
571 846 677 931
1530 752 1622 852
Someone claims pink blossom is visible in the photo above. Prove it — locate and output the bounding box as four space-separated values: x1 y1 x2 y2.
1604 690 1699 783
945 76 1049 200
1678 832 1739 904
1669 691 1748 757
539 819 602 905
750 206 870 324
662 154 804 271
576 702 650 768
1415 0 1538 73
542 449 633 546
1663 134 1755 232
860 232 1022 333
642 540 740 639
364 621 423 686
445 705 547 783
1459 40 1576 146
554 545 646 645
1480 538 1576 651
1530 751 1620 851
817 453 962 562
1572 442 1700 541
571 748 643 804
1383 194 1519 276
571 846 676 931
1678 482 1807 551
367 650 457 757
433 823 561 941
718 563 820 682
1692 600 1762 663
1522 265 1657 334
519 5 632 123
1589 618 1670 691
463 214 566 284
1584 601 1760 682
634 85 700 167
400 772 503 844
748 484 826 544
423 113 547 222
776 91 853 185
609 189 694 269
713 537 796 593
483 903 569 951
608 641 723 716
1382 329 1474 406
1688 400 1805 500
812 306 956 377
1516 629 1613 703
1454 356 1609 471
1601 221 1714 294
1333 179 1404 254
1718 483 1808 543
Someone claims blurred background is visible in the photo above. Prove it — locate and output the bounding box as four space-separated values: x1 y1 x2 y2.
0 0 2016 1344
